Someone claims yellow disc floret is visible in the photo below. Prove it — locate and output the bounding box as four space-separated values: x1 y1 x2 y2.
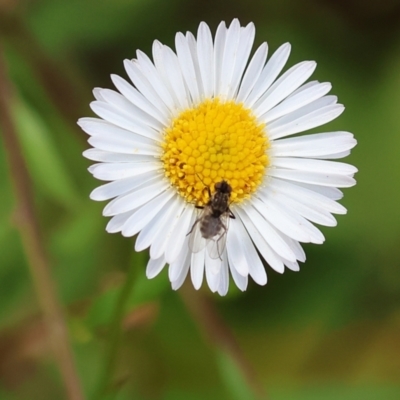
161 99 270 206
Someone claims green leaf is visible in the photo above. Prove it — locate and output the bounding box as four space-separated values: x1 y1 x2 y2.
85 286 122 330
12 98 80 209
84 258 169 330
215 349 258 400
126 260 169 307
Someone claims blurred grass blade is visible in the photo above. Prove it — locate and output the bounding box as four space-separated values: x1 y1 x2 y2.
85 259 169 330
11 97 80 209
216 349 259 400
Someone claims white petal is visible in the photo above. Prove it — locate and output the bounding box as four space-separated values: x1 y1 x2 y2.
87 137 160 156
136 48 177 112
186 31 205 99
88 156 156 170
213 21 227 96
268 101 344 140
228 22 256 99
111 74 168 125
254 61 317 117
99 88 163 131
90 101 161 141
266 177 347 215
165 206 194 263
294 182 344 200
161 45 190 110
262 82 332 123
121 190 175 237
123 59 170 119
217 255 230 296
146 256 167 279
259 188 337 227
245 43 291 107
150 197 185 259
83 149 154 162
235 207 286 273
197 22 214 98
92 88 105 101
188 211 207 254
135 195 180 252
228 252 248 291
106 210 135 233
190 249 205 290
287 80 320 97
151 41 181 110
236 42 268 103
90 170 157 201
219 19 240 98
315 150 352 159
205 252 222 292
272 157 358 175
237 204 296 262
79 117 160 146
226 218 249 276
268 94 337 126
268 168 356 188
284 260 300 272
281 235 306 263
175 32 201 103
270 131 357 158
233 217 267 285
169 238 190 282
171 250 191 290
252 195 324 243
89 161 161 181
103 177 169 216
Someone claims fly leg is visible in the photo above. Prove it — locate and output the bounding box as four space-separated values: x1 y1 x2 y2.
187 216 201 236
215 220 228 260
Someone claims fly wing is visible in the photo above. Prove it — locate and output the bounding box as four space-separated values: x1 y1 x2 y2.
206 212 230 260
188 211 207 253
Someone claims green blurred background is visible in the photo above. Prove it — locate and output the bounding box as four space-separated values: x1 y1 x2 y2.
1 0 400 399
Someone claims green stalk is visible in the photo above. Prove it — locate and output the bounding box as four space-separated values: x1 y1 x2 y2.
93 257 138 399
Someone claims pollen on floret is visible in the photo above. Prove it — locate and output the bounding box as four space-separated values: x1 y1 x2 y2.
161 98 270 206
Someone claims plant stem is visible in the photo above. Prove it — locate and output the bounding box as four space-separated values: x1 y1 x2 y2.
93 258 138 399
0 48 84 400
180 284 267 400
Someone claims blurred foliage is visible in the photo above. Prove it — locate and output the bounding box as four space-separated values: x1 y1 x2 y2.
1 0 400 399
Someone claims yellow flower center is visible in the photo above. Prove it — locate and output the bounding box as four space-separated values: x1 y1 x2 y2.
161 99 270 206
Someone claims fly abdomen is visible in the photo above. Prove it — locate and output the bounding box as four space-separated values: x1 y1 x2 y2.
200 215 223 239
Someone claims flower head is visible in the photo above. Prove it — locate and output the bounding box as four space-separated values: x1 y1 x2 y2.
79 19 357 295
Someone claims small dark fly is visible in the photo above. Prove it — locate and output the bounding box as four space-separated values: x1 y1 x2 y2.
188 180 235 259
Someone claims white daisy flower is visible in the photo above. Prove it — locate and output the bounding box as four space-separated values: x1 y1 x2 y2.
79 19 357 296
